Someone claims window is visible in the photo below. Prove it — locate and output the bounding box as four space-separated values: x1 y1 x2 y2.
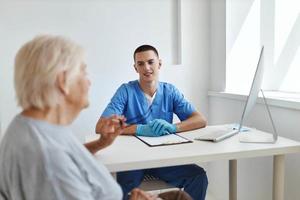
226 0 300 95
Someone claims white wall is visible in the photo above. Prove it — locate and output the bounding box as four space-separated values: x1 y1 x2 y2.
0 0 210 141
209 0 300 200
0 0 176 140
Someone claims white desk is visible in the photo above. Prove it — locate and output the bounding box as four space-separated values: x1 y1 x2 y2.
92 126 300 200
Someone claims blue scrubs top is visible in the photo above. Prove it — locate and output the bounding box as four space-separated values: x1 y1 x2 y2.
101 80 195 125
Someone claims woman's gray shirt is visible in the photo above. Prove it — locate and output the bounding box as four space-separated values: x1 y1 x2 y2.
0 115 122 200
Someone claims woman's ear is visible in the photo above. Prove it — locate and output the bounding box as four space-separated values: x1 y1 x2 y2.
56 71 69 96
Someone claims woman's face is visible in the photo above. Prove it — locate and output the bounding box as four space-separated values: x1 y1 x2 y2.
66 63 91 110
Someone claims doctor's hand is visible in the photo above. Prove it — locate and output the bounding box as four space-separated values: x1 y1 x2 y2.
136 124 161 137
149 119 177 136
136 124 156 137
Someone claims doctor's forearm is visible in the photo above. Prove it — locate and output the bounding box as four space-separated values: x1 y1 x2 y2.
176 112 207 133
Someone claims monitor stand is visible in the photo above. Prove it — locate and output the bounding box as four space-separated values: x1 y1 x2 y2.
239 89 278 144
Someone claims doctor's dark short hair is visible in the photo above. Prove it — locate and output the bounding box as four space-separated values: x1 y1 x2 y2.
133 45 159 61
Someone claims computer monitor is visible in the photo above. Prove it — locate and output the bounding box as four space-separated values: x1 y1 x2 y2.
238 46 278 143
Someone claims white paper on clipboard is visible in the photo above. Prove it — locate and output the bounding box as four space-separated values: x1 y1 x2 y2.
136 134 192 147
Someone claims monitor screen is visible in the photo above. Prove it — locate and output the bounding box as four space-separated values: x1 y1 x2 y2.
238 46 264 131
238 46 277 143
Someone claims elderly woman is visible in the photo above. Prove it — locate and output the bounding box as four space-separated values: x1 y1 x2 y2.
0 35 191 200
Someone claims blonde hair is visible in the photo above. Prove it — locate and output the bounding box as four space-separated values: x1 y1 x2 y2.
14 35 85 110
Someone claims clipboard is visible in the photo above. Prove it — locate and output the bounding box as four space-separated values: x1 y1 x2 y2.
135 134 193 147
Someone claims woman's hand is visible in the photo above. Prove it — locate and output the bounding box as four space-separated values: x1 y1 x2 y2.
96 115 126 149
129 188 158 200
85 115 126 154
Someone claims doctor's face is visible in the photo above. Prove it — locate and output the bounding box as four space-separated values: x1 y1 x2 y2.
134 50 161 83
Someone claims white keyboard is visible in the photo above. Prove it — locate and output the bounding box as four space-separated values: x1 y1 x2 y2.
194 128 238 142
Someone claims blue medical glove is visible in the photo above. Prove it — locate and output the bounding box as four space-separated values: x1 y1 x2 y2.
136 124 158 137
149 119 177 136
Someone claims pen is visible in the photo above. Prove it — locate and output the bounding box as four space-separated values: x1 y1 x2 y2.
119 119 125 127
112 118 126 127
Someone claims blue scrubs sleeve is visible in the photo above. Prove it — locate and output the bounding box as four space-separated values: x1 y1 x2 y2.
101 84 127 117
172 86 196 121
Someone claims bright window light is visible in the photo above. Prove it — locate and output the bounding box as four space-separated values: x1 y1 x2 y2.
275 0 300 93
226 0 300 95
274 0 299 63
280 47 300 92
226 0 261 93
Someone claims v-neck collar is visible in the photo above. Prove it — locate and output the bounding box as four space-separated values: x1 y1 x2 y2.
134 80 162 109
